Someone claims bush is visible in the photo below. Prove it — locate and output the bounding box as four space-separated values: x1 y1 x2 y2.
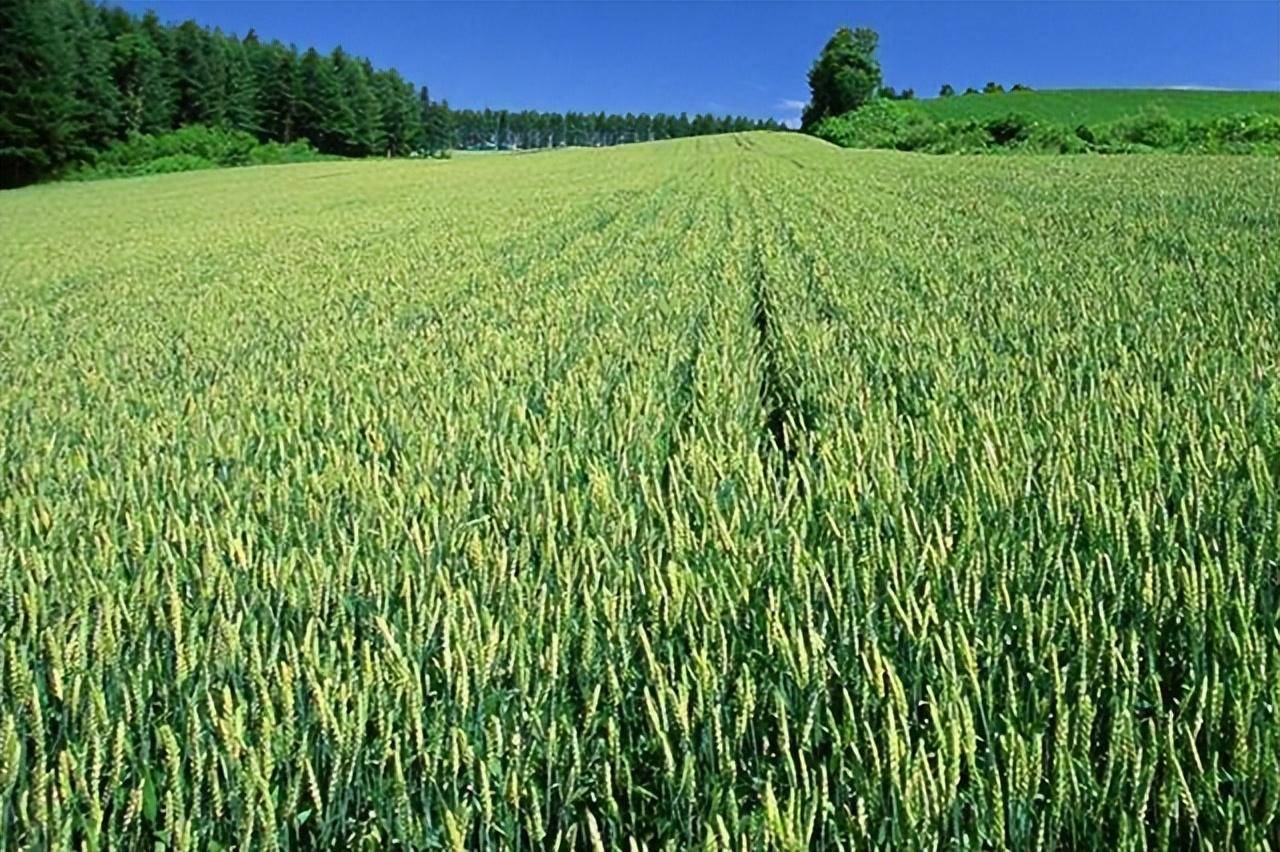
1100 108 1186 150
67 125 329 181
812 99 929 149
1023 123 1090 154
1195 112 1280 152
983 113 1035 145
924 120 990 153
248 139 329 166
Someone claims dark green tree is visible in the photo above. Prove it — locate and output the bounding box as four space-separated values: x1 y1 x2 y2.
494 109 508 149
331 48 380 155
297 46 349 152
173 20 225 126
418 86 435 152
253 41 299 142
0 0 81 186
432 97 453 151
223 36 260 135
939 83 955 97
136 10 178 129
801 26 882 129
373 69 420 155
111 25 174 134
353 55 385 154
63 0 121 149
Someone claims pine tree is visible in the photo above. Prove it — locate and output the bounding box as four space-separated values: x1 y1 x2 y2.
0 0 81 185
253 42 299 143
374 69 421 155
332 51 381 156
63 0 121 150
173 21 222 126
419 86 451 154
112 30 168 134
433 97 454 152
223 37 260 135
137 10 178 130
298 46 350 153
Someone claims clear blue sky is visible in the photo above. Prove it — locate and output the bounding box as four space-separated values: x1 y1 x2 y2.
117 1 1280 125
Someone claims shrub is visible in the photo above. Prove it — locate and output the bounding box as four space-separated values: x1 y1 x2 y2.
249 139 330 166
1023 122 1091 154
983 113 1035 145
812 99 915 149
67 125 329 181
926 120 991 153
1100 108 1186 150
1201 112 1280 148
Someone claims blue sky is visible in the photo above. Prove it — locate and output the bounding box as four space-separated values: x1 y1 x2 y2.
118 1 1280 126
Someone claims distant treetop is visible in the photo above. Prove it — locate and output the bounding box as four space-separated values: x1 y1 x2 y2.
801 26 883 130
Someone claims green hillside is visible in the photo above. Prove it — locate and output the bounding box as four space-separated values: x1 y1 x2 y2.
814 88 1280 154
902 88 1280 124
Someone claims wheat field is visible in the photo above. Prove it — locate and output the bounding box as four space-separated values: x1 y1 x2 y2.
1 133 1277 849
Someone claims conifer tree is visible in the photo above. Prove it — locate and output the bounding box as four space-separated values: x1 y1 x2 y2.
0 0 81 186
223 36 260 135
253 42 299 142
63 0 121 149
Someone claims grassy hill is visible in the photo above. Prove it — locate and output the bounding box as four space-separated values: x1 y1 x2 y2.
814 88 1280 153
2 134 1279 848
901 88 1280 125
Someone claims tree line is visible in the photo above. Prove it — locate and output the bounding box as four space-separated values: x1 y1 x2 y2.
0 0 781 188
938 82 1033 98
446 109 780 150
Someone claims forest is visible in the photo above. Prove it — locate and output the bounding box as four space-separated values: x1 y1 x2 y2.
0 0 781 187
